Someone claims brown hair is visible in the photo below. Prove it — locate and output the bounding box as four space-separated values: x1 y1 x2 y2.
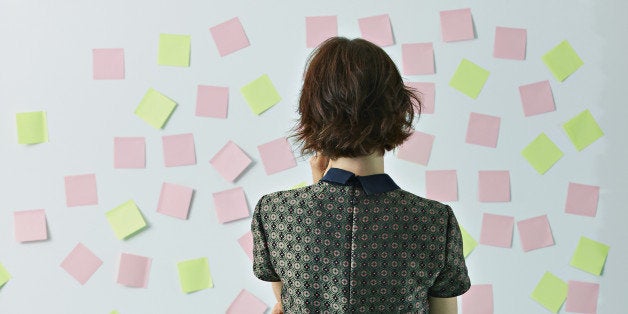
293 37 420 159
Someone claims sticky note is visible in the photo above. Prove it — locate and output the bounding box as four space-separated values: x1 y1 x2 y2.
13 209 48 242
114 137 146 169
566 281 599 313
439 8 474 42
531 272 567 313
565 182 599 217
60 243 103 285
105 200 147 240
158 33 190 67
461 284 493 314
396 131 435 166
257 137 297 175
93 48 124 79
117 253 151 288
358 14 394 47
521 133 563 174
570 236 609 276
405 82 435 114
493 27 526 60
16 111 48 144
306 16 338 48
402 43 435 75
213 187 250 224
425 170 458 202
209 141 252 182
0 263 10 288
519 80 555 117
226 289 268 314
542 40 583 82
196 85 229 118
177 257 213 293
238 231 254 261
162 133 196 167
157 182 194 220
517 215 554 252
480 213 514 248
466 112 500 148
64 174 98 207
209 17 250 57
291 182 308 189
449 59 490 99
563 109 604 151
459 225 477 258
135 88 177 129
241 74 281 115
478 170 510 202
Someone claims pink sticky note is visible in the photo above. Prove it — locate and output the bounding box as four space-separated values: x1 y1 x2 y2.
209 17 250 57
226 289 268 314
396 131 435 166
519 80 555 117
162 133 196 167
157 182 194 219
466 112 501 148
478 170 510 202
517 215 554 252
257 137 297 175
566 281 599 313
358 14 394 47
440 8 475 42
405 82 435 114
65 174 98 207
425 170 458 202
402 43 435 75
238 231 254 261
493 26 527 60
565 182 600 217
210 141 252 182
213 187 250 223
306 16 338 48
60 243 103 285
196 85 229 118
480 213 514 248
13 209 47 242
114 137 146 169
117 253 151 288
461 284 494 314
92 48 124 80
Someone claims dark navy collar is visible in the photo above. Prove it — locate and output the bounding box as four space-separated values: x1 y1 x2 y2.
321 168 400 195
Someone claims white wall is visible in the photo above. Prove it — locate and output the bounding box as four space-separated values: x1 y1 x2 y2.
1 0 626 313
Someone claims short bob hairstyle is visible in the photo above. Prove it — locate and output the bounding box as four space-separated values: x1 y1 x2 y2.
294 37 420 159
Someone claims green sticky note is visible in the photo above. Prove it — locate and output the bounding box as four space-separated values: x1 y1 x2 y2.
449 59 490 99
563 109 604 151
291 182 308 189
158 34 191 67
110 311 119 314
459 225 477 258
16 111 48 144
570 236 610 276
240 74 281 115
105 200 147 240
521 133 563 174
531 272 567 313
135 88 177 129
0 263 10 288
542 40 583 82
177 257 213 293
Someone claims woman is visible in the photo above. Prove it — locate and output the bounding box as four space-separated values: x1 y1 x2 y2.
252 37 470 313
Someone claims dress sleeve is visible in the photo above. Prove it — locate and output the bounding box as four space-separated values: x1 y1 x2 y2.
251 195 281 282
428 206 471 297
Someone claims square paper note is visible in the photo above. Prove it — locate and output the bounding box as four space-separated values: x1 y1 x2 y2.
570 236 609 276
460 225 478 258
177 257 213 293
60 243 103 285
210 141 252 182
519 80 555 117
461 284 493 314
196 85 229 118
210 17 250 57
396 131 435 166
478 170 510 202
105 200 147 240
358 14 394 47
93 48 124 79
562 109 604 151
16 111 48 144
213 187 250 224
162 133 196 167
241 74 281 115
466 112 500 148
493 27 526 60
480 213 514 248
566 281 599 313
542 40 583 82
114 137 145 169
306 16 338 48
157 182 194 220
117 253 151 288
65 174 98 207
238 231 254 261
402 43 434 75
158 34 190 67
531 272 567 313
425 170 458 202
440 8 474 42
517 215 554 252
13 209 48 242
405 82 435 114
135 88 177 129
0 263 10 288
257 137 297 175
521 133 563 174
565 182 599 217
449 59 489 99
226 289 268 314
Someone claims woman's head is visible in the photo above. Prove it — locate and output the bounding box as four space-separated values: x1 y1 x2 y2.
294 37 420 159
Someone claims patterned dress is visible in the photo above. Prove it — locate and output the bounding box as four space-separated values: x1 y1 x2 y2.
252 168 470 313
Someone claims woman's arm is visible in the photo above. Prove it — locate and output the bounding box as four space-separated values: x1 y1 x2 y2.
429 296 458 314
271 281 284 314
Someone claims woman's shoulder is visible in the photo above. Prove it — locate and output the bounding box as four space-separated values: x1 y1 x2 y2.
256 183 320 206
392 188 453 213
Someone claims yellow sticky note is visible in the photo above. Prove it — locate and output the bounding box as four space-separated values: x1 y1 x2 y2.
531 272 567 313
563 109 604 151
240 74 281 115
105 200 147 240
449 59 490 99
521 133 563 174
16 111 48 144
542 40 583 82
135 88 177 129
158 34 191 67
570 236 609 276
459 225 477 258
177 257 213 293
291 182 308 189
0 263 10 288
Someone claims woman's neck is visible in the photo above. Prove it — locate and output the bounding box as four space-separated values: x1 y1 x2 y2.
327 153 385 176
